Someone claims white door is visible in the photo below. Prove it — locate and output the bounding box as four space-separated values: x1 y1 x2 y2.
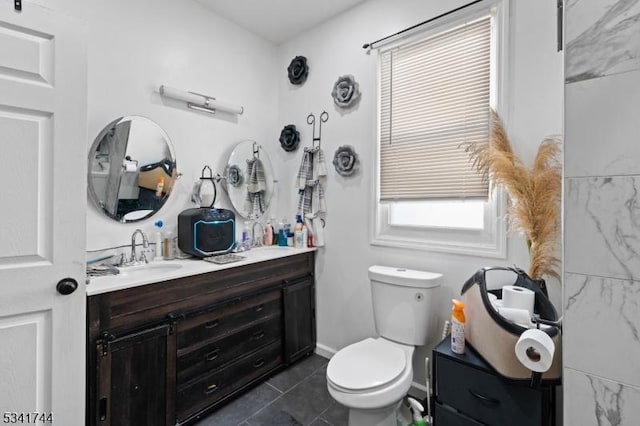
0 2 87 425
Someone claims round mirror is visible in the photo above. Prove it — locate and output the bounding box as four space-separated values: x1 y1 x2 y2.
88 116 177 223
224 140 275 219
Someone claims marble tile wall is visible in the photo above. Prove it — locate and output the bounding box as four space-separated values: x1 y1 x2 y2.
565 0 640 424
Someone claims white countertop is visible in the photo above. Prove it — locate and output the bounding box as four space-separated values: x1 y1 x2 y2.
86 246 316 296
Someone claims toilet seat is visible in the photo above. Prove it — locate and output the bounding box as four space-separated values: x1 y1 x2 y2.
327 338 407 393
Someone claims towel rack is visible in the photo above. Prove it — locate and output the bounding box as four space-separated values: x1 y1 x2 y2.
307 111 329 149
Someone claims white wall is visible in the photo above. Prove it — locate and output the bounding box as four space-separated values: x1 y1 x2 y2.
26 0 87 20
276 0 563 386
85 0 279 251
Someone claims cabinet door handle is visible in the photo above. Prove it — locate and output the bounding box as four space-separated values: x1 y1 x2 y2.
251 330 265 341
205 348 220 361
468 388 501 406
204 320 219 329
253 358 265 368
98 397 107 421
255 304 265 312
204 383 218 395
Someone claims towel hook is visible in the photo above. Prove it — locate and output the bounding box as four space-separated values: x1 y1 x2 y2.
198 165 217 208
307 111 329 149
252 141 260 159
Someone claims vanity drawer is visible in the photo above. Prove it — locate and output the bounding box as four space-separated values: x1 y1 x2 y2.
434 403 484 426
177 314 282 385
177 289 281 350
436 356 542 426
176 340 283 422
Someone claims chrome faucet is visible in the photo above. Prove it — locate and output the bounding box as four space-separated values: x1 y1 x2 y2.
130 229 149 264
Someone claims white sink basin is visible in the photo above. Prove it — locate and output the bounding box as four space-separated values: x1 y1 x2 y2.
118 262 183 277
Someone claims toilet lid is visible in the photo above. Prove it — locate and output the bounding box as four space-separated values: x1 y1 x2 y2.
327 338 406 391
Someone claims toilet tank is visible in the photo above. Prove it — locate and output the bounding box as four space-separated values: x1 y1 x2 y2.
368 265 442 346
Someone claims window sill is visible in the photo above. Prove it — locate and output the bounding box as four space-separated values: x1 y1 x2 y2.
370 230 507 258
371 190 507 259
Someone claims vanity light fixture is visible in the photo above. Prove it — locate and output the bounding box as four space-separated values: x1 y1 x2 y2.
159 85 244 115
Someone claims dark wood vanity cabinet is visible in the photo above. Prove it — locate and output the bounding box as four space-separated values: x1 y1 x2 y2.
283 276 316 364
175 288 285 422
95 324 176 426
87 252 315 426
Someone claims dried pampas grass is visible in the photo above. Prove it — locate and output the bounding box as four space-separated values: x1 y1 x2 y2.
467 110 562 279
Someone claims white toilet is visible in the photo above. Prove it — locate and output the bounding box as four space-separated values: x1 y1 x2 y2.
326 265 442 426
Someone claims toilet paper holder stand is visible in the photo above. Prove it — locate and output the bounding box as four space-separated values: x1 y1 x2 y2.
531 315 562 331
526 316 562 388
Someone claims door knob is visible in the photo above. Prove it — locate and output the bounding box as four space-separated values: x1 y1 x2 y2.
56 278 78 295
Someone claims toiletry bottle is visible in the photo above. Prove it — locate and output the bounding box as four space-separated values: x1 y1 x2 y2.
301 224 308 248
285 218 294 247
242 221 252 250
154 220 164 260
451 299 466 354
407 397 426 426
263 219 273 246
277 219 287 246
163 228 174 260
293 215 303 248
272 217 280 246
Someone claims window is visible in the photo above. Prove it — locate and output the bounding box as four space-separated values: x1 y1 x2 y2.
372 1 507 258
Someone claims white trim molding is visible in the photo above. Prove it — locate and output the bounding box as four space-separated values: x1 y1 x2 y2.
371 188 508 258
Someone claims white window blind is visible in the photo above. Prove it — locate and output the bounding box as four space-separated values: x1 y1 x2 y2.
379 16 492 200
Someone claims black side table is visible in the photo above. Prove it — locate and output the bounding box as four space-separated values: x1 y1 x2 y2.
432 338 557 426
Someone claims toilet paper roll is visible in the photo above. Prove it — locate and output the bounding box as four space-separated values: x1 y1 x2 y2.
515 328 555 372
502 285 535 315
497 307 534 328
123 160 138 173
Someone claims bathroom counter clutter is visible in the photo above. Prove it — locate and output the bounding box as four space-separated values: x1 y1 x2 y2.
86 246 316 295
86 248 316 426
432 338 557 426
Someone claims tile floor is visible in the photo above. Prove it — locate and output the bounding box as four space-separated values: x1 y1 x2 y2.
199 354 348 426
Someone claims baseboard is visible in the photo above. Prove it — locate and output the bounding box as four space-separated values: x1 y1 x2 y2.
314 342 336 359
410 381 428 400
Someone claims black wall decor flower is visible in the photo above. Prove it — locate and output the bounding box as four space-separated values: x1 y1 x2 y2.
287 56 309 85
331 74 361 108
333 145 359 176
279 124 300 152
227 164 243 187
